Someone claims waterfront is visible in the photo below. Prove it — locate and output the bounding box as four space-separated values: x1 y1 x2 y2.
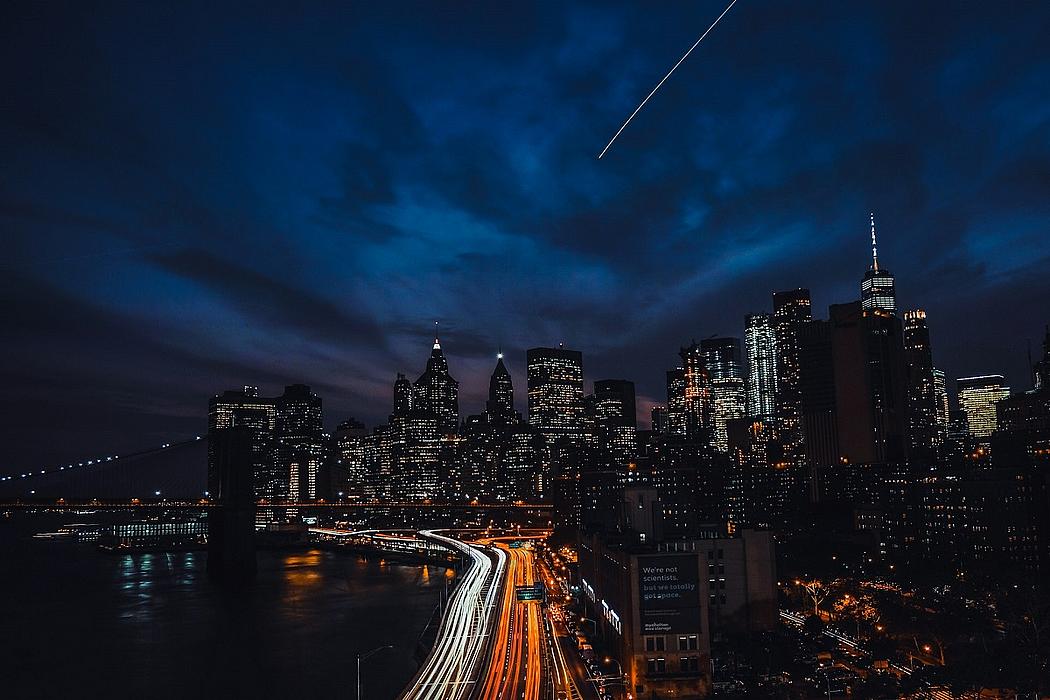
1 513 444 700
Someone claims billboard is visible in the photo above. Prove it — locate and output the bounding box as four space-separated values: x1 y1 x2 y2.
637 554 701 634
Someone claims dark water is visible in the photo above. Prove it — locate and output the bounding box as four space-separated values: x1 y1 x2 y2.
1 513 444 700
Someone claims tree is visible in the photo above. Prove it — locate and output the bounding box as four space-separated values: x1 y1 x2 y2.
796 578 842 618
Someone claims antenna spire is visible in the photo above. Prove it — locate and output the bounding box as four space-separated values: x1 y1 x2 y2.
433 320 441 350
869 212 879 271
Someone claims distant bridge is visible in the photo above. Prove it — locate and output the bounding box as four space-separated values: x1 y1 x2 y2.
0 498 554 512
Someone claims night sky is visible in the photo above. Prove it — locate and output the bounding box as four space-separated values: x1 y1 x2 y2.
4 1 1050 474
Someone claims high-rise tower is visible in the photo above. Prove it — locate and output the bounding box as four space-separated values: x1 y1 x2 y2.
679 342 713 442
699 337 743 380
700 337 745 452
393 373 413 417
593 379 638 467
829 302 909 465
903 309 940 462
413 336 460 434
665 367 688 438
486 352 517 422
957 375 1010 439
526 346 584 445
861 213 897 315
275 384 324 500
773 288 813 462
1034 325 1050 391
207 386 276 499
744 314 778 420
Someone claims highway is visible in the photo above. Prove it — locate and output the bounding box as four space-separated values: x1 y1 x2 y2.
475 542 544 700
538 556 598 700
401 532 569 700
399 531 506 700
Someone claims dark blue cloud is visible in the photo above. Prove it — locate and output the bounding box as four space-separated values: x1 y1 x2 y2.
3 0 1050 472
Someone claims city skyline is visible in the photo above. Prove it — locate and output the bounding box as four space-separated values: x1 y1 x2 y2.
5 4 1050 697
5 2 1050 472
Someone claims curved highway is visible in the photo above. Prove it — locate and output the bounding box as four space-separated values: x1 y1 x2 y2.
399 531 506 700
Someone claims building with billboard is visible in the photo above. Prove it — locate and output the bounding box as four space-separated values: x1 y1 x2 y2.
576 490 776 700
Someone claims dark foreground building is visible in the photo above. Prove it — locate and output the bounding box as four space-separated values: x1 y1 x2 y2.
207 426 258 582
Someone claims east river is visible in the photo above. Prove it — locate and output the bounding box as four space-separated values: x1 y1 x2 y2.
1 513 444 700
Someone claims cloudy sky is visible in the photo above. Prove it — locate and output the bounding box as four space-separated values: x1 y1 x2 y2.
4 1 1050 473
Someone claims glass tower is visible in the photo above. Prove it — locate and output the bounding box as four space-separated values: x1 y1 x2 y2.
744 313 778 420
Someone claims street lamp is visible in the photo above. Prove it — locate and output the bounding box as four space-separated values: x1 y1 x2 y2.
604 656 624 678
357 645 393 700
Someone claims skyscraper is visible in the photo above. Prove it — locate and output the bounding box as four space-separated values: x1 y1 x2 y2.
903 309 940 462
275 384 324 501
413 337 459 435
330 418 368 498
679 342 713 443
933 368 949 448
486 352 516 423
393 373 413 416
699 337 745 452
1035 325 1050 391
527 346 584 445
710 376 746 453
957 375 1010 439
665 368 688 438
860 213 896 315
207 386 276 499
798 319 839 479
593 379 638 467
744 314 778 420
699 337 743 380
651 406 668 434
829 302 908 465
773 288 813 462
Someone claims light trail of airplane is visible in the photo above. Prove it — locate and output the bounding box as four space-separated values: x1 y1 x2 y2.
597 0 739 159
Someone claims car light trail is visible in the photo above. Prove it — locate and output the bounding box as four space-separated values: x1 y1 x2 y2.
475 540 545 700
400 531 505 700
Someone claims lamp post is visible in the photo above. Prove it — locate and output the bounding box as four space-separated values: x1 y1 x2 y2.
357 645 393 700
604 657 624 679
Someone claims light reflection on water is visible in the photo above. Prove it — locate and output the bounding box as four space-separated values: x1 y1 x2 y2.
2 515 443 700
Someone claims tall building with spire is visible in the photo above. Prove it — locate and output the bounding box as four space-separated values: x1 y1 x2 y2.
486 352 518 423
412 336 459 435
861 212 897 315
